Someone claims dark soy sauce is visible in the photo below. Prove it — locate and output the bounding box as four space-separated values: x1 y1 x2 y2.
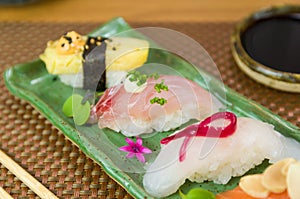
241 13 300 74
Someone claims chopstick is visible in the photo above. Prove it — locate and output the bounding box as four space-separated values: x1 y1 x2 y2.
0 149 59 199
0 187 13 199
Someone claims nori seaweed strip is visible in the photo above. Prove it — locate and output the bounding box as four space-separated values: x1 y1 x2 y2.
82 37 107 91
83 37 107 59
63 36 72 44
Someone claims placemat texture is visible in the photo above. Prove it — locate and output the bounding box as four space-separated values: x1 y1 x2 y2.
0 21 299 199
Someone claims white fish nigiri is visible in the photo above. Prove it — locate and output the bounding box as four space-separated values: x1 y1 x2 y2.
91 75 221 136
143 116 300 198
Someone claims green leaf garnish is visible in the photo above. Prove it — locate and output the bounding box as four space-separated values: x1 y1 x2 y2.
127 70 160 87
179 188 216 199
62 94 91 126
150 97 167 105
154 79 168 93
149 73 159 79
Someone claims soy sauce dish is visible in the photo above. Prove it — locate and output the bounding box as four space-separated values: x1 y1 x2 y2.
231 5 300 93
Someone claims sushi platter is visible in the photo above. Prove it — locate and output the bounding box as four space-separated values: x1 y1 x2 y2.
4 17 300 198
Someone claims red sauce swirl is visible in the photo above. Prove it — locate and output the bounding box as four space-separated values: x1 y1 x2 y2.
160 112 237 162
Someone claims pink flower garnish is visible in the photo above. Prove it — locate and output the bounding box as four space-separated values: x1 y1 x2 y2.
119 137 152 163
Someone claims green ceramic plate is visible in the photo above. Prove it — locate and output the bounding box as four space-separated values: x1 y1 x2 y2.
4 17 300 199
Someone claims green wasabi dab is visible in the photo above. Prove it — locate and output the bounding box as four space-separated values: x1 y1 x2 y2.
179 188 216 199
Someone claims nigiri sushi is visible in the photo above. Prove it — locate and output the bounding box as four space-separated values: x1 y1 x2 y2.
39 31 149 89
90 75 222 136
143 113 300 198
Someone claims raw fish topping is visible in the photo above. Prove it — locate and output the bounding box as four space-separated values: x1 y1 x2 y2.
90 75 220 136
161 112 237 162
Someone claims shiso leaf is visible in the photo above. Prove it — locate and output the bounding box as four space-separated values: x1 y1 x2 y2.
62 94 90 126
179 188 216 199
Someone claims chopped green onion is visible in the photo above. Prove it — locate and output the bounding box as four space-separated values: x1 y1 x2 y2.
150 97 167 106
149 73 159 79
127 70 160 87
154 80 169 93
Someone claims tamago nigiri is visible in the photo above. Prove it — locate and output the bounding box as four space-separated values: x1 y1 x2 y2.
40 31 149 90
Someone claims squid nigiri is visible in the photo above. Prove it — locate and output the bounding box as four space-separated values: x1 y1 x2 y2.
90 75 222 136
143 113 300 198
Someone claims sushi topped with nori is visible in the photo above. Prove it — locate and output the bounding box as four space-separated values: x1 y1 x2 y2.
82 37 107 91
39 31 149 91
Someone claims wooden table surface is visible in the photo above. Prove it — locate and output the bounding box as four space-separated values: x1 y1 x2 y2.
0 0 299 22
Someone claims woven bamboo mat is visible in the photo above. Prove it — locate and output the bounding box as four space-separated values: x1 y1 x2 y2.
0 21 299 199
